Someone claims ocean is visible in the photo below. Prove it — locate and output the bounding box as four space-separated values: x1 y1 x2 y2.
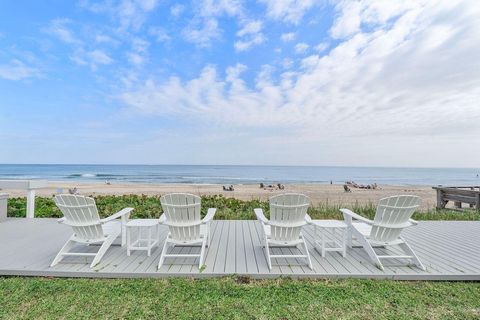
0 164 479 186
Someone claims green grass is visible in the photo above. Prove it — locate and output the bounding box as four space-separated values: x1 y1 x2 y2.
7 194 480 221
0 277 479 319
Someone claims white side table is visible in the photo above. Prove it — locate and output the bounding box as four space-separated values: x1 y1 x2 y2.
126 219 160 256
311 220 348 257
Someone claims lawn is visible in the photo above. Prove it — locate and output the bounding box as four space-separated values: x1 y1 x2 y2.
7 194 480 221
0 277 479 319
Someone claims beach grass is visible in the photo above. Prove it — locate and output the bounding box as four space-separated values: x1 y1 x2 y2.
6 194 480 220
0 276 479 319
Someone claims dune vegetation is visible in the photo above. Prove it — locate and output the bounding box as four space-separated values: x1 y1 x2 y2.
7 194 479 221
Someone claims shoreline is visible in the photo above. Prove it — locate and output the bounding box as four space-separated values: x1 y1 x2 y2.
1 181 437 210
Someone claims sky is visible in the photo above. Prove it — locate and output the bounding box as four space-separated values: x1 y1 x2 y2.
0 0 479 167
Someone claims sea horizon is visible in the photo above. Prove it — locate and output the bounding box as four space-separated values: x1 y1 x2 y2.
0 163 479 186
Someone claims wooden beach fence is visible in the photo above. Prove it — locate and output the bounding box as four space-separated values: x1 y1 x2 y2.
432 186 480 210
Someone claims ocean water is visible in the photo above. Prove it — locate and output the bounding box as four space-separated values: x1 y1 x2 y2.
0 164 479 186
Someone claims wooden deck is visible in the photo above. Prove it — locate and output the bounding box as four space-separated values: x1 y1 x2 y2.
1 218 480 280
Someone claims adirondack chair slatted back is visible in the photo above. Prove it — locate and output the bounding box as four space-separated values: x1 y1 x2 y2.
370 195 421 243
269 194 310 242
160 193 202 242
54 194 105 242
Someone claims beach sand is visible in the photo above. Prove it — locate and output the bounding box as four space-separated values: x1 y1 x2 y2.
2 182 437 210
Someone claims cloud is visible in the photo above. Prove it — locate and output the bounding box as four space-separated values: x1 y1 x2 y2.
170 4 185 17
281 32 295 42
120 0 480 148
89 50 113 64
95 34 118 45
315 42 329 52
329 1 362 39
126 38 149 66
196 0 243 17
183 18 221 47
79 0 159 31
329 0 416 39
234 34 265 51
0 59 40 80
149 26 170 42
183 0 244 46
71 49 113 69
294 42 309 54
45 19 81 44
234 20 265 52
236 20 262 37
260 0 320 24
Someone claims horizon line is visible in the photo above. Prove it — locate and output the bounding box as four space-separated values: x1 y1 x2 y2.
0 163 479 170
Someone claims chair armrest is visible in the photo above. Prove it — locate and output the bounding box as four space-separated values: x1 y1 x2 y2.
57 217 66 224
340 208 374 225
304 214 313 224
409 218 418 226
202 208 216 223
254 208 269 224
101 207 134 224
159 214 166 224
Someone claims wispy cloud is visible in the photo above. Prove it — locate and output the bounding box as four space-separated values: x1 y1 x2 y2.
170 4 185 17
0 59 40 80
71 49 113 69
234 20 265 52
44 19 82 44
294 42 309 54
315 42 328 53
183 0 244 47
280 32 295 42
260 0 320 24
149 26 170 42
183 19 221 47
79 0 159 31
127 38 149 66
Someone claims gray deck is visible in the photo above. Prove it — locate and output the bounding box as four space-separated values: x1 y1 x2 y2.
1 218 480 280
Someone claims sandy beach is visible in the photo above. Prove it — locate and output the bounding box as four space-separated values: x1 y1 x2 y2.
2 181 437 210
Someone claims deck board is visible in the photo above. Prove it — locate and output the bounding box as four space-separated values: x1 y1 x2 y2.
1 218 480 280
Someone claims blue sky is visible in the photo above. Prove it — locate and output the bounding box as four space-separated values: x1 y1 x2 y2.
1 0 479 167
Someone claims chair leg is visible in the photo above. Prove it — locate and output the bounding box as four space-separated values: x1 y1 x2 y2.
207 223 211 247
264 238 272 270
50 236 76 267
354 229 384 270
199 238 207 269
346 226 353 248
301 235 314 271
147 227 152 257
399 240 426 271
158 238 170 270
126 227 132 256
90 233 117 268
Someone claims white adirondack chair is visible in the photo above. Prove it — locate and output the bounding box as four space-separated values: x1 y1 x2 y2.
340 195 425 271
158 193 216 270
254 193 313 270
51 194 133 268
